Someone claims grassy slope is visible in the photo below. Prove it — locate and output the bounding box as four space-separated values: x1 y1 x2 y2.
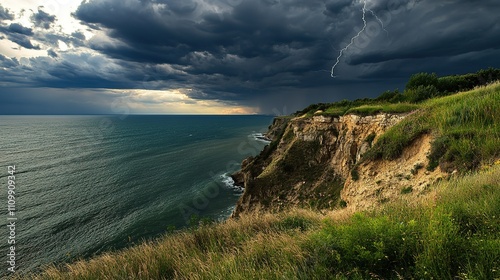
25 83 500 279
364 82 500 172
26 165 500 279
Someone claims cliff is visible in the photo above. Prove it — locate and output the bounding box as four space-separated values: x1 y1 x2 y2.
29 77 500 280
232 112 447 216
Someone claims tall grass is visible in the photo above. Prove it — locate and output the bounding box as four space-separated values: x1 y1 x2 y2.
24 165 500 279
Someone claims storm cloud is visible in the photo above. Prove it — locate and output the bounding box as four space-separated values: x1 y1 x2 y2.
31 8 57 29
1 0 500 114
0 4 14 22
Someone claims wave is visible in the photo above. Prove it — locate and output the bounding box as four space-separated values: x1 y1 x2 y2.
250 133 272 143
220 173 244 195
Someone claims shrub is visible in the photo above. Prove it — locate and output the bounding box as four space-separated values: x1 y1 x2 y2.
308 213 419 278
427 136 450 171
376 89 402 102
339 200 347 208
406 72 439 90
404 85 439 103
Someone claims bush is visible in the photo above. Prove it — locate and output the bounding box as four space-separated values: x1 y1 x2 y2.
404 85 439 103
339 200 347 208
308 213 419 278
477 67 500 84
406 72 439 90
427 136 450 171
376 89 402 102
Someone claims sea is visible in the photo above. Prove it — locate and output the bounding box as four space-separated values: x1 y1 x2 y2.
0 115 273 275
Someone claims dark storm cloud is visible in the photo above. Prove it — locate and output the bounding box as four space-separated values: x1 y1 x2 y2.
0 52 139 89
167 0 198 15
7 23 34 36
324 0 353 16
4 33 40 50
47 49 58 58
40 32 87 49
346 0 500 66
0 4 14 21
2 0 500 114
64 0 500 111
71 31 86 41
73 0 336 95
0 54 18 68
75 0 322 63
0 23 41 49
31 8 56 29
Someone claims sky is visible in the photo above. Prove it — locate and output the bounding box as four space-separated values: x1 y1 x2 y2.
0 0 499 115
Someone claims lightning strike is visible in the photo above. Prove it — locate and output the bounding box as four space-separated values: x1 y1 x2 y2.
367 9 389 36
330 0 387 78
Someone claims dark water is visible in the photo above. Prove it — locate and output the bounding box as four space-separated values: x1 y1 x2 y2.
0 115 273 275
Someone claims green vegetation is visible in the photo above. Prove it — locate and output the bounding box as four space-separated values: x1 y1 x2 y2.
345 103 419 116
400 186 413 194
310 168 500 279
365 82 500 172
26 165 500 279
363 111 430 160
294 67 500 118
296 100 419 118
364 132 376 145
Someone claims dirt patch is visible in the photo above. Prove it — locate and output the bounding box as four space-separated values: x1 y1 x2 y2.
341 134 447 211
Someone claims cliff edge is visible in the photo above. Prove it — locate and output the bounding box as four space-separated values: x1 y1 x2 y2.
232 111 448 216
233 81 500 216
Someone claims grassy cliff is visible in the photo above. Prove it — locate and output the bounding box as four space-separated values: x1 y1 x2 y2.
24 71 500 279
232 79 500 214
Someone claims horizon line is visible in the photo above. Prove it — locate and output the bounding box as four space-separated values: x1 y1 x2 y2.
0 113 280 116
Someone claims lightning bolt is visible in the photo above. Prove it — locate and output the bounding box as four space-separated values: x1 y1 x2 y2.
330 0 387 78
367 8 389 36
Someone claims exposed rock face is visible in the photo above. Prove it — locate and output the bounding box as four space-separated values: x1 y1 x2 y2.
232 112 448 217
343 133 446 211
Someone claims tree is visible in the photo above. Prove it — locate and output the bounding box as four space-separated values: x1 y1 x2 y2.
403 85 438 103
406 72 438 90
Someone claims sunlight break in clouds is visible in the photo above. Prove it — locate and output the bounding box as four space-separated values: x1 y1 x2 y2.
114 89 258 115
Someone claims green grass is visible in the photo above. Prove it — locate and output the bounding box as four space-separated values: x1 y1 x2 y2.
322 105 351 116
295 67 500 118
25 165 500 279
364 82 500 171
345 103 419 116
363 110 430 160
313 102 418 117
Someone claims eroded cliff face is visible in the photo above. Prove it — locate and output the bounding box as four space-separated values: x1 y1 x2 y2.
232 113 447 216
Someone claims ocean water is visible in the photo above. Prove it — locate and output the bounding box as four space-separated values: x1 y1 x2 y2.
0 115 273 275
